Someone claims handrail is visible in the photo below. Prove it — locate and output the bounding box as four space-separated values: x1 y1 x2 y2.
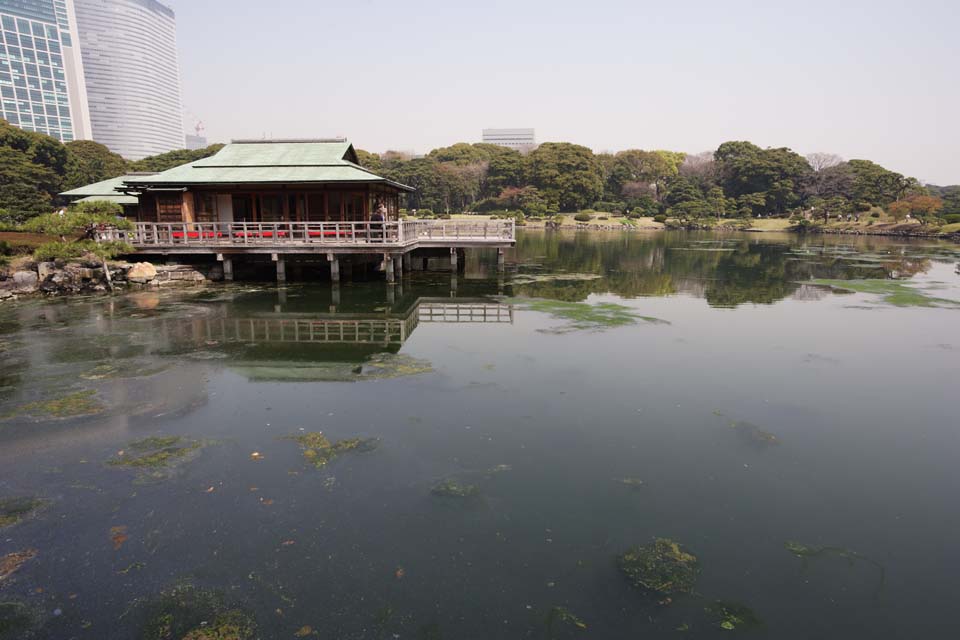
97 219 516 247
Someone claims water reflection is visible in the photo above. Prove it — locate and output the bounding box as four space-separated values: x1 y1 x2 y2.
505 231 949 307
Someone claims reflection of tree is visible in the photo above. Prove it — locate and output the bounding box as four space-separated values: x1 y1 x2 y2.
511 231 938 308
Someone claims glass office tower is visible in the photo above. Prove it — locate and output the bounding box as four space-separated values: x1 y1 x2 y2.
0 0 91 141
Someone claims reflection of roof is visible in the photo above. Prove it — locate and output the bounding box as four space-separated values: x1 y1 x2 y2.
60 174 155 204
121 141 415 191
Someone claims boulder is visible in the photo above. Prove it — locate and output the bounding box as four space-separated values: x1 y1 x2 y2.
37 262 57 280
127 262 158 284
12 271 38 293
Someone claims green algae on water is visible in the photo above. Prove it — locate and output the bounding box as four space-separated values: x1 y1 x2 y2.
140 582 256 640
508 297 668 333
785 541 886 597
0 498 46 529
0 601 34 639
730 421 780 448
618 538 700 597
430 479 480 499
4 389 103 421
704 601 763 631
108 436 206 481
546 606 588 635
808 279 960 308
285 432 380 469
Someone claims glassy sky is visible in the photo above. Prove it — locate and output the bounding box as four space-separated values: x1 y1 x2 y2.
168 0 959 184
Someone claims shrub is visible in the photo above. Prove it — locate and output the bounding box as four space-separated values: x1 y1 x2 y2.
943 214 960 225
33 239 133 263
22 211 132 237
855 202 873 212
592 201 626 214
598 216 608 221
870 212 880 218
437 213 452 219
33 240 91 262
416 209 434 218
573 212 593 223
653 214 668 223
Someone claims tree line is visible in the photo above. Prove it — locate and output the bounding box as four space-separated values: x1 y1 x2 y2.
358 141 960 224
0 119 223 224
2 117 958 225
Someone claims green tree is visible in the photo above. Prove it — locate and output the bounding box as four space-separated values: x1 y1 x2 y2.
353 149 382 172
715 141 812 214
524 143 604 212
847 159 912 207
129 144 225 172
0 146 62 219
63 140 128 191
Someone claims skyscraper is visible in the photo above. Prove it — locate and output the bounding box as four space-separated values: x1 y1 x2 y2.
0 0 92 142
74 0 182 160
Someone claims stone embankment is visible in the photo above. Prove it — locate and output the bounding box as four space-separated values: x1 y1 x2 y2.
0 260 222 303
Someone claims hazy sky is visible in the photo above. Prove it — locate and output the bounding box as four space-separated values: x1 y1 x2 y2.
167 0 959 184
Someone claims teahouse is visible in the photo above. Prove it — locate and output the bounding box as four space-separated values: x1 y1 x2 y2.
78 139 515 283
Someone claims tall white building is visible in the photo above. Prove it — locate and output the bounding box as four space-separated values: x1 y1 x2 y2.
482 128 536 152
0 0 92 142
74 0 182 159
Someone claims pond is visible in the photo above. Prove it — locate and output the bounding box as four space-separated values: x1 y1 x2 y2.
1 230 958 639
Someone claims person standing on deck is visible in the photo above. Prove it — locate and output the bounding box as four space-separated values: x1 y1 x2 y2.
372 201 387 241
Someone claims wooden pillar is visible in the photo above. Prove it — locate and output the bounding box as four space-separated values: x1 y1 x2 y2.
394 255 403 279
403 252 412 271
497 248 505 272
328 252 340 283
450 247 458 270
218 254 234 282
385 253 395 283
273 253 286 284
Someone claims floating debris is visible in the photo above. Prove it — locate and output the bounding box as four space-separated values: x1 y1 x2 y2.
619 477 645 489
508 297 668 334
546 606 588 635
0 549 37 582
140 582 256 640
0 497 46 529
108 436 206 482
3 390 103 421
618 538 700 597
284 432 379 469
294 626 315 638
808 279 960 308
704 601 763 631
110 526 129 551
116 561 146 575
430 479 480 499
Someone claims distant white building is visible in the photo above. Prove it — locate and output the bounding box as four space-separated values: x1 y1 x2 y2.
185 133 207 150
482 128 536 152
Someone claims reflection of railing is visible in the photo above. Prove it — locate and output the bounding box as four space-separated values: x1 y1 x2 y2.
96 220 515 248
419 302 514 323
159 299 513 347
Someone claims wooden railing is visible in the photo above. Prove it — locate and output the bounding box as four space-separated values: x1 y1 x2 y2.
96 220 515 248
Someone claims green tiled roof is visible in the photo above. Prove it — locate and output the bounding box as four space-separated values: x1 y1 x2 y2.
123 140 414 191
61 175 139 198
75 194 139 205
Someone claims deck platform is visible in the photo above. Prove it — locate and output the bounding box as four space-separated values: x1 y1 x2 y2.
98 220 515 256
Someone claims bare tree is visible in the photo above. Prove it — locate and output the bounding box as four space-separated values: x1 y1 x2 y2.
679 151 717 189
806 152 844 172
